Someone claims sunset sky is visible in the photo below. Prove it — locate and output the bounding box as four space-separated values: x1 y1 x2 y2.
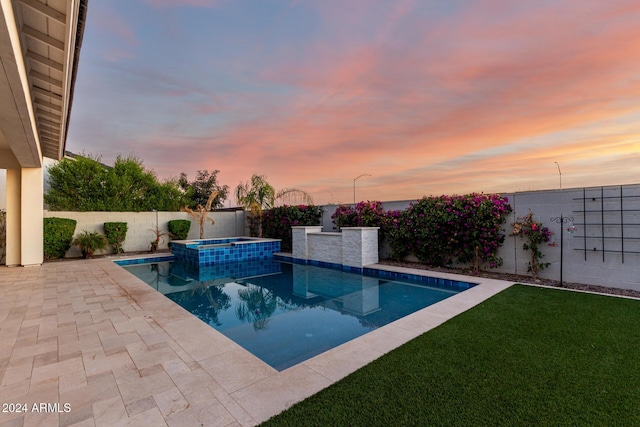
66 0 640 205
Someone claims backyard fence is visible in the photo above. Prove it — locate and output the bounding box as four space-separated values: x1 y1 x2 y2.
9 184 640 291
44 210 246 258
320 183 640 292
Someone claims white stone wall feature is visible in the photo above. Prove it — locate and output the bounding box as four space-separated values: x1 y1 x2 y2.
341 227 379 268
43 211 246 258
291 226 322 259
307 233 342 265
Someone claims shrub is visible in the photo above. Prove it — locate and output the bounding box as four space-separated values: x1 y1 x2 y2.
72 230 108 259
262 205 323 252
512 212 555 278
43 217 77 260
168 219 191 240
150 226 170 252
103 222 128 254
330 201 396 244
331 204 359 229
387 194 512 271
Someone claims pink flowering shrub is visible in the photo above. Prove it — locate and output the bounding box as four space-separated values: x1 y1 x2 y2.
331 201 398 244
262 205 323 252
512 211 555 278
387 194 512 271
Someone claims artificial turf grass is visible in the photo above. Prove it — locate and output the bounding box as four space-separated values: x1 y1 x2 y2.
261 284 640 426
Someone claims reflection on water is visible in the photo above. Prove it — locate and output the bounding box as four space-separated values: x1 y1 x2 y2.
170 283 231 327
124 259 460 370
236 284 277 331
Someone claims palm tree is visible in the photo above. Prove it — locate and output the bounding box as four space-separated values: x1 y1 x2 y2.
235 284 278 331
235 174 312 237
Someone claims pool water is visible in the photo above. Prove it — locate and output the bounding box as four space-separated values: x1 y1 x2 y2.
122 259 466 371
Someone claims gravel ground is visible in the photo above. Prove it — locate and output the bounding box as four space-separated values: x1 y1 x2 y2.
378 259 640 299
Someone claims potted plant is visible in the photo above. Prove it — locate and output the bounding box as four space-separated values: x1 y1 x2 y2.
72 230 108 259
150 226 171 253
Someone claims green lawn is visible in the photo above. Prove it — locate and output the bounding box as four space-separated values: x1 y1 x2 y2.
261 285 640 426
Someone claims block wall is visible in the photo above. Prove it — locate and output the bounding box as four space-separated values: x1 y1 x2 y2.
321 184 640 291
43 210 246 258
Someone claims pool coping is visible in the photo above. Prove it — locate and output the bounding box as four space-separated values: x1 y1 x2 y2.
109 254 514 424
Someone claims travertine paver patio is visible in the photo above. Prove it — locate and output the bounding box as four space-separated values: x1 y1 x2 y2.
0 257 512 426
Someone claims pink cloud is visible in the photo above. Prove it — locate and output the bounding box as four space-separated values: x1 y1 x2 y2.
76 1 640 202
92 6 138 46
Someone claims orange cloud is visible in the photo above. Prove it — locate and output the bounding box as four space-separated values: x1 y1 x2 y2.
71 1 640 203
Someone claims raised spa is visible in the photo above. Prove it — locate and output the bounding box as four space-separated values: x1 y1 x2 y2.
170 237 281 267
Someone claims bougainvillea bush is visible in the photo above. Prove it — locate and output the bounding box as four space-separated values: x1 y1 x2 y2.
387 194 512 271
262 205 323 252
331 201 396 243
512 211 555 278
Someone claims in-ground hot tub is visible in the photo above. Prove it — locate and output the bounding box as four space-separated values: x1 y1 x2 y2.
170 237 281 267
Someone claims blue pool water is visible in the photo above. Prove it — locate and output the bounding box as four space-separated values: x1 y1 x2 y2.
121 258 472 371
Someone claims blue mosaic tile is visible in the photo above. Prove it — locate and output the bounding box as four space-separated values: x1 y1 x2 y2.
114 255 174 266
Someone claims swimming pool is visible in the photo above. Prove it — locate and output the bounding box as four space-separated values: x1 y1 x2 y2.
121 258 474 371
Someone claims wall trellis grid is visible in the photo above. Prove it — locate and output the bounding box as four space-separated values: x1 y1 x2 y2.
573 186 640 263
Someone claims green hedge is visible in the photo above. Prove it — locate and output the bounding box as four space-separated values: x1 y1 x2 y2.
44 217 77 260
104 222 128 254
168 219 191 240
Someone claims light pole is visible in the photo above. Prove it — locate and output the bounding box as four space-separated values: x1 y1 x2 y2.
353 174 371 204
549 215 576 286
554 162 562 189
153 209 158 231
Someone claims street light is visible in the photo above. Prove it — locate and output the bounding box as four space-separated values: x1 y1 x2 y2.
554 162 562 189
353 174 371 204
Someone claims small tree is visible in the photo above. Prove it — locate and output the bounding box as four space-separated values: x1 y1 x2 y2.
149 227 171 252
182 191 219 239
178 170 229 210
